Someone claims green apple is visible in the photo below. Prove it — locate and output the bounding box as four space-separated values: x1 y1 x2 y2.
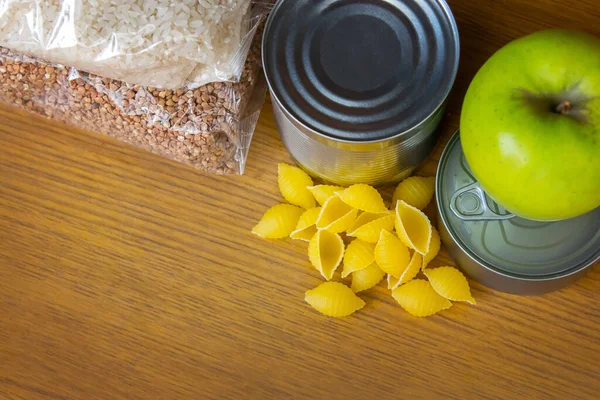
461 30 600 221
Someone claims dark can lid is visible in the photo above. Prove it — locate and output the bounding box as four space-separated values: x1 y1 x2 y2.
262 0 460 142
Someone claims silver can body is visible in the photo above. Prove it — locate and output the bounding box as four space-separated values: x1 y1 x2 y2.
436 132 600 295
263 0 460 186
436 214 593 295
272 100 445 186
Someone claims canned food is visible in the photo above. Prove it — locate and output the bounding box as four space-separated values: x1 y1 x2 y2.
436 131 600 295
262 0 460 186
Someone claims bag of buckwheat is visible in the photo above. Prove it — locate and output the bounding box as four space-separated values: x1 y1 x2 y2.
0 18 267 175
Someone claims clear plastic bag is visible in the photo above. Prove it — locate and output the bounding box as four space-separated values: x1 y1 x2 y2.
0 0 267 89
0 24 266 174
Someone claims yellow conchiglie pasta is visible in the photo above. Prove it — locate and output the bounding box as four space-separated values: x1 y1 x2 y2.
342 239 375 278
392 279 452 317
278 163 315 209
290 207 321 241
305 282 366 317
424 267 476 305
252 204 305 239
395 200 433 255
422 227 441 270
307 185 344 206
336 184 388 214
308 230 345 280
374 230 411 278
347 212 395 243
388 252 422 290
316 195 358 233
352 263 386 293
393 176 436 210
347 212 387 233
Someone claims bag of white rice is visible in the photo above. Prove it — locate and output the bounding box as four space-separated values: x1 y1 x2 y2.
0 0 267 89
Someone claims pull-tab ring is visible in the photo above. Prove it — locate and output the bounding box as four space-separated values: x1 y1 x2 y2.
450 182 515 221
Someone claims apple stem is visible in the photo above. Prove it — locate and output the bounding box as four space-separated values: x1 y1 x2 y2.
555 100 572 115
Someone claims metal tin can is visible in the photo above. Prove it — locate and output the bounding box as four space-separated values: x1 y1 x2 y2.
436 131 600 295
262 0 460 186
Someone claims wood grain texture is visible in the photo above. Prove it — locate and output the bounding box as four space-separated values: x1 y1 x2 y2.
1 0 599 399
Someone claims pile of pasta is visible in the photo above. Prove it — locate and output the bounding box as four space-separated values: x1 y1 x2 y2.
252 164 475 318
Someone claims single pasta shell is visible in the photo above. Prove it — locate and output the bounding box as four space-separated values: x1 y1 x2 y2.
278 163 315 209
374 230 411 278
392 176 436 210
252 204 305 239
316 195 358 233
422 227 441 271
424 267 476 305
308 230 345 281
347 212 390 233
388 252 422 290
305 282 366 317
352 263 386 293
347 213 395 243
395 200 433 255
291 226 317 242
307 185 344 206
392 279 452 317
290 207 322 241
342 239 376 278
336 184 388 214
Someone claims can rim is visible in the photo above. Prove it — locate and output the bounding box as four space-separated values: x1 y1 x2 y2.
436 131 600 282
262 0 460 145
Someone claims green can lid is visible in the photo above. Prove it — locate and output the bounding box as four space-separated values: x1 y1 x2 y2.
437 132 600 278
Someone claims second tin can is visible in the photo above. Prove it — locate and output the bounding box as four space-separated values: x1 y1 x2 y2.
262 0 460 186
436 132 600 295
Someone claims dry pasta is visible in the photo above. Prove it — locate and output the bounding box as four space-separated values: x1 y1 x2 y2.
336 184 388 214
342 239 376 278
316 195 359 233
347 212 395 243
393 176 436 210
392 279 452 317
307 185 344 206
278 163 316 209
388 252 422 290
305 282 366 317
422 227 441 270
347 212 391 232
308 230 345 281
374 230 411 278
252 204 305 239
252 163 480 319
424 267 476 305
352 263 386 293
290 207 322 242
395 200 433 255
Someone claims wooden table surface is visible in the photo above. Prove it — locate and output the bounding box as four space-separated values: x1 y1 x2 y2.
1 0 599 399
